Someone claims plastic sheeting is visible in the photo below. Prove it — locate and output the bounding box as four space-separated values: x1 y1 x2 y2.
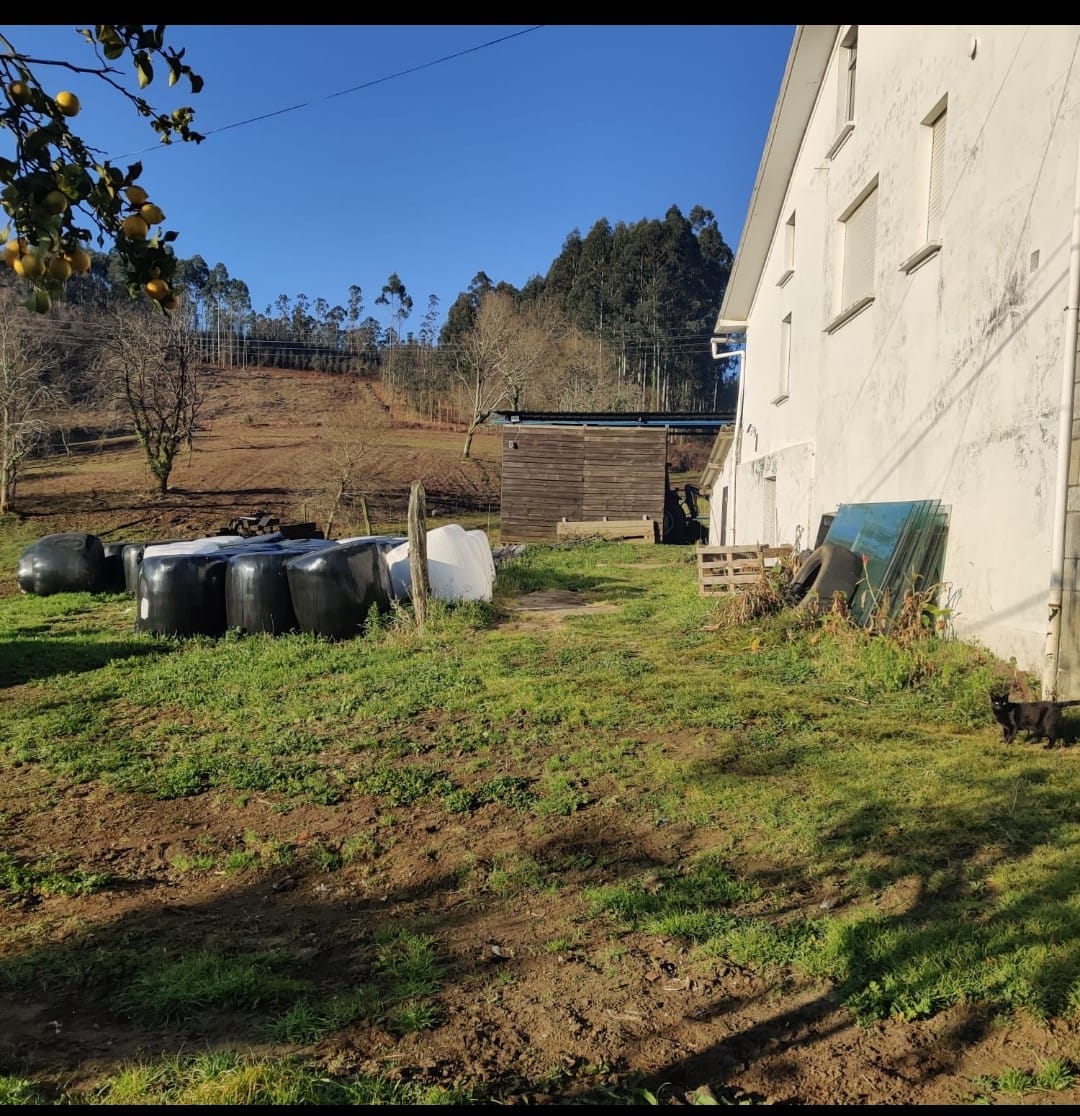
16 532 105 596
386 524 494 603
286 538 395 640
17 523 498 640
225 540 333 634
136 553 231 637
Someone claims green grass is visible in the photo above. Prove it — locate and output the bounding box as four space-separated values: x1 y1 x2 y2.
4 530 1080 1101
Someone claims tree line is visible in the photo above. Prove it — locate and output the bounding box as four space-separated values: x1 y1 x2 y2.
0 202 737 507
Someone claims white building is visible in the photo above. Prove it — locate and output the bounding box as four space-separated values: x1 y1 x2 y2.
704 24 1080 693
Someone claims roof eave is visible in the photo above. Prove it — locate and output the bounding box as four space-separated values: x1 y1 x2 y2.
715 25 840 330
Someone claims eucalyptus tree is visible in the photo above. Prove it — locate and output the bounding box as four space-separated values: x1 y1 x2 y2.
375 272 413 400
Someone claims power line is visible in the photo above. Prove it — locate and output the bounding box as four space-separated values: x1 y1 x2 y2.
109 26 545 160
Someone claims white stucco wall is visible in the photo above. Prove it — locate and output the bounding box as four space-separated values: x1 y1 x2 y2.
713 25 1080 670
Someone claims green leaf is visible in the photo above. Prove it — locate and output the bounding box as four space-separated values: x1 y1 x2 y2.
168 65 179 88
189 74 204 95
136 55 153 89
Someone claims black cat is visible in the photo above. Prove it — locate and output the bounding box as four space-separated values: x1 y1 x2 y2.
989 692 1080 746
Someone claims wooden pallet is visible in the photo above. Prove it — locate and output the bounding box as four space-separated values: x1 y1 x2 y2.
696 544 794 595
556 517 657 544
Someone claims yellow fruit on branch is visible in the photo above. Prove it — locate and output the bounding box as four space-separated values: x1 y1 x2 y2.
162 292 181 312
54 91 80 116
7 81 32 106
121 214 149 240
65 246 92 274
139 203 165 225
125 185 149 205
144 278 170 301
47 255 73 281
42 189 69 215
13 253 45 279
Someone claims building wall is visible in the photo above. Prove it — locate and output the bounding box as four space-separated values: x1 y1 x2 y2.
713 25 1080 674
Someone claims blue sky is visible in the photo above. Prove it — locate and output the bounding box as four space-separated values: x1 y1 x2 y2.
3 24 794 329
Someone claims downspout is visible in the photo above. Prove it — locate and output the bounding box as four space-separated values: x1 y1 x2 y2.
1042 124 1080 699
711 335 746 541
729 352 747 541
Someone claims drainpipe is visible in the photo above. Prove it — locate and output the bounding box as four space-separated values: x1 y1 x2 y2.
1042 125 1080 699
711 336 746 541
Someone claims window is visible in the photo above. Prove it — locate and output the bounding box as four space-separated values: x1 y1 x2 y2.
774 314 791 403
840 26 858 126
841 185 877 307
778 212 795 286
925 105 946 241
763 476 777 547
827 26 858 157
826 181 878 332
900 97 947 274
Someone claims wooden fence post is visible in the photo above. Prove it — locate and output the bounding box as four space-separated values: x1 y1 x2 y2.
407 482 431 631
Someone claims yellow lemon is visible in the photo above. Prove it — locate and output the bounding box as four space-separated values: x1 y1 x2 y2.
125 185 149 205
55 91 80 116
139 203 165 225
42 189 69 215
65 246 92 274
47 255 73 281
162 293 181 312
13 254 45 279
121 214 149 240
7 81 32 106
144 278 170 301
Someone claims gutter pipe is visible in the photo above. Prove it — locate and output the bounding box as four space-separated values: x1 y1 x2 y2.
711 332 746 542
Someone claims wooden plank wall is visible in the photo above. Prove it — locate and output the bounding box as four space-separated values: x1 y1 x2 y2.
582 427 667 523
500 426 668 542
500 426 585 541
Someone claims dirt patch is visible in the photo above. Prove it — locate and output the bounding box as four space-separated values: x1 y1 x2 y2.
9 367 502 547
3 367 1080 1104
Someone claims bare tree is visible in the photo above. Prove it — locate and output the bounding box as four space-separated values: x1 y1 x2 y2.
311 398 391 538
99 305 203 494
0 293 61 513
455 291 554 459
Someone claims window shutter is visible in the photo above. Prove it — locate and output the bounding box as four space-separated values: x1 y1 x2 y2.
779 315 791 396
926 110 946 241
842 187 877 307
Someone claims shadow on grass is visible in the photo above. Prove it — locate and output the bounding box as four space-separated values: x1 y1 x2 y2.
0 638 167 687
1 769 1061 1106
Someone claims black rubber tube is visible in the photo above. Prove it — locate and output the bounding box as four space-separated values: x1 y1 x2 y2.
789 542 863 609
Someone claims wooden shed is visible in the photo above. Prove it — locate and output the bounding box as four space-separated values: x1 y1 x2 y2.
495 412 735 544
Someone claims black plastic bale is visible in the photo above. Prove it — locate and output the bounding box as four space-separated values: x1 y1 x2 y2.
136 553 230 637
285 539 394 640
100 542 130 594
225 541 332 635
121 543 146 595
16 532 105 596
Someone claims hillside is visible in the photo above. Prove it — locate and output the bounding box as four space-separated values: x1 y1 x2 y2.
12 366 504 545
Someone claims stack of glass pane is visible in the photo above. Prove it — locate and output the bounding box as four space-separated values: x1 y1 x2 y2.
822 501 949 630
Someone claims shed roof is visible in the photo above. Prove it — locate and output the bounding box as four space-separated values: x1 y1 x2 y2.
492 411 736 435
